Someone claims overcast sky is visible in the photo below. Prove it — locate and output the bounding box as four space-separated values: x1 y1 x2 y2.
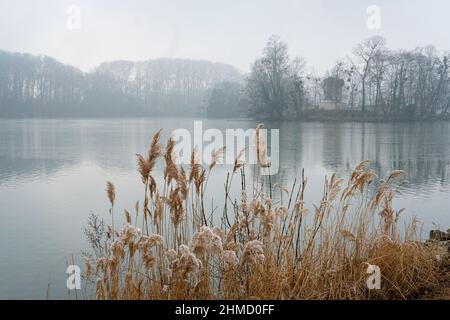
0 0 448 73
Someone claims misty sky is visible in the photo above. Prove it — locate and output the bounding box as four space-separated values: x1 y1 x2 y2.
0 0 448 73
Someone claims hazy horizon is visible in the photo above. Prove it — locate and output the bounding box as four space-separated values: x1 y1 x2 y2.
1 0 450 302
1 0 449 73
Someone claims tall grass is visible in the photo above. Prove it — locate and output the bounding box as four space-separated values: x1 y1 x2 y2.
83 129 441 300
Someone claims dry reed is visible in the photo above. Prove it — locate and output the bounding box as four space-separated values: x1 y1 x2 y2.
83 128 442 300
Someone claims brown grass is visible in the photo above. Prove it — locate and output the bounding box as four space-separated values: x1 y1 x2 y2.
83 129 442 300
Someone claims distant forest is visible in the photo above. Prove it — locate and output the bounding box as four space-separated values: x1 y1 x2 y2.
0 53 243 117
1 35 449 120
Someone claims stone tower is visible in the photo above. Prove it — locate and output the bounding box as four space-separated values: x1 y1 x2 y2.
320 76 345 110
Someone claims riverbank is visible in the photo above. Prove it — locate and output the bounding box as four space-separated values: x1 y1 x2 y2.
422 232 450 299
81 130 446 300
255 110 450 122
2 110 450 123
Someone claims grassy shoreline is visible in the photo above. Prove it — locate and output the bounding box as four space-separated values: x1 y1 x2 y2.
81 129 448 300
2 110 450 123
256 110 450 123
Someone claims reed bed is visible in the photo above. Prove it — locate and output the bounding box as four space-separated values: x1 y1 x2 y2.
83 128 441 300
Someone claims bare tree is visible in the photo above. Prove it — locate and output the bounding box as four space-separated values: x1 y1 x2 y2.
305 69 322 109
246 35 306 120
351 36 386 113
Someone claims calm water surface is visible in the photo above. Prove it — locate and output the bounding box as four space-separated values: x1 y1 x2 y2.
0 118 449 299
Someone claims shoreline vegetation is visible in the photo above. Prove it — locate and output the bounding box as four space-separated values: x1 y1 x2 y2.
82 128 450 300
2 110 450 122
289 110 450 123
2 36 450 122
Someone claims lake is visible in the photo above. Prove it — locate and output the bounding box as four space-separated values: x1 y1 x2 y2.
0 118 449 299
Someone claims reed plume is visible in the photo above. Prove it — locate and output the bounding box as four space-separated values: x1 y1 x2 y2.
83 131 444 301
106 181 116 239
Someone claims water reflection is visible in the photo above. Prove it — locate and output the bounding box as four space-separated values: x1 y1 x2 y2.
273 122 450 197
1 120 449 193
0 119 449 298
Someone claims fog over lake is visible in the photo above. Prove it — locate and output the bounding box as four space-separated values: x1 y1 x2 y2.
2 0 450 301
0 118 449 298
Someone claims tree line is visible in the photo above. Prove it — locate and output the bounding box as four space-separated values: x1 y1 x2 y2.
246 35 450 120
1 35 449 120
0 51 242 117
